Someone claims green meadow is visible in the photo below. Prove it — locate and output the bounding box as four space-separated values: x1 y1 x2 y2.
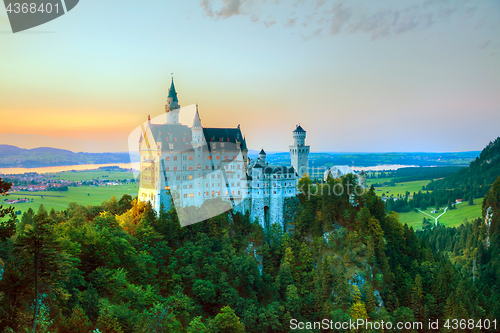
397 198 484 230
373 180 431 197
5 184 139 216
367 176 484 230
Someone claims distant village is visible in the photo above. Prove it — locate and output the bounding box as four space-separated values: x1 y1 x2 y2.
2 172 135 196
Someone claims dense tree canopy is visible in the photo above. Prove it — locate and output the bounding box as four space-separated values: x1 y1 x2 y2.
0 175 498 332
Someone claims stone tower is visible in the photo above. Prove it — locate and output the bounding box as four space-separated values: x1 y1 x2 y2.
289 125 310 177
166 78 180 124
259 148 266 165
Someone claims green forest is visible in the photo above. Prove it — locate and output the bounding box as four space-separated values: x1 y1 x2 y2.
1 167 499 332
385 138 500 214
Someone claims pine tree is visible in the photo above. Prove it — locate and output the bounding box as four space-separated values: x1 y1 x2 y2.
15 205 72 333
468 193 474 206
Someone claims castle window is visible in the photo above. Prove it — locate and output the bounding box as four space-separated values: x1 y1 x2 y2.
165 156 169 161
183 156 187 161
225 155 229 160
197 164 201 169
173 156 178 161
183 166 187 170
207 156 212 160
176 175 180 180
238 191 240 195
206 191 209 195
183 194 187 198
273 191 276 194
206 183 208 187
165 167 169 171
174 137 177 141
233 155 237 159
216 156 221 160
198 183 200 187
206 166 209 169
189 156 193 160
220 142 224 146
183 175 187 180
189 193 194 197
189 185 192 188
166 138 169 142
212 191 215 196
237 165 240 169
189 175 193 180
189 166 193 171
174 167 177 171
218 191 221 195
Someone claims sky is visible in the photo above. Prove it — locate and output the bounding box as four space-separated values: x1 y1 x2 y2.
0 0 499 153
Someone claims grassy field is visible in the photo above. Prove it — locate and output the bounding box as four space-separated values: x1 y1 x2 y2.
53 169 136 181
397 198 484 230
374 180 431 197
366 177 395 185
5 184 139 215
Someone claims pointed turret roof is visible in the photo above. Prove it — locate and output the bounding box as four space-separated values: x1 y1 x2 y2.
193 105 202 127
259 149 266 155
168 78 178 103
293 125 305 133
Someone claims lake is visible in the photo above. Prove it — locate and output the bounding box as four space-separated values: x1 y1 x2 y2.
0 162 140 175
0 163 419 176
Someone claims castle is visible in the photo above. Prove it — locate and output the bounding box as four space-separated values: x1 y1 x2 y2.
137 79 309 229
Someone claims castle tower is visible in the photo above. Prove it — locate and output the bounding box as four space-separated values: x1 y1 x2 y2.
289 125 309 177
166 78 180 124
192 105 204 147
259 149 266 165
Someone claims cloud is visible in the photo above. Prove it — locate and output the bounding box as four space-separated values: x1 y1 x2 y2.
285 18 297 28
200 0 244 19
478 40 491 49
263 20 276 28
329 1 352 35
199 0 489 40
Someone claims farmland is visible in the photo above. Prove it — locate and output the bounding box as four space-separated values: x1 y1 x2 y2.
3 169 139 215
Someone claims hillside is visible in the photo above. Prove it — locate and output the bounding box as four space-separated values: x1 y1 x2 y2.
0 145 131 168
0 174 496 331
426 137 500 197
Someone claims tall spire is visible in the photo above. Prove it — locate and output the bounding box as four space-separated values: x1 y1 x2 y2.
166 77 180 112
168 77 178 103
193 104 202 127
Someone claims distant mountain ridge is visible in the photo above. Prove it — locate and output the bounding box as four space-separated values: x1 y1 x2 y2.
0 145 130 168
0 144 481 169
